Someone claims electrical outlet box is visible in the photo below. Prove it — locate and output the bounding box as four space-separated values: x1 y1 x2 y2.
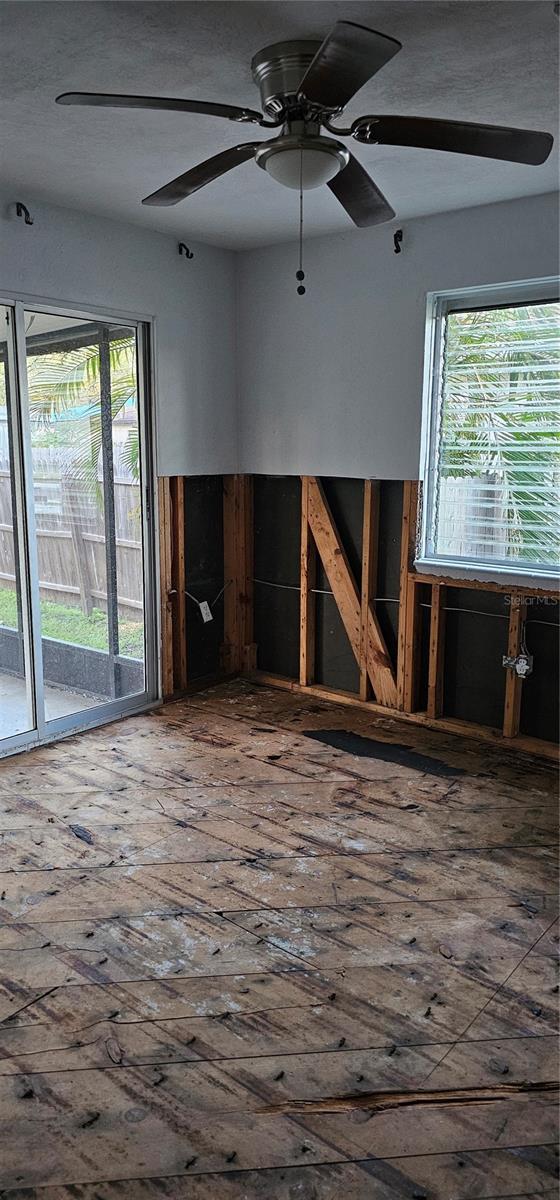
199 600 213 624
502 652 533 679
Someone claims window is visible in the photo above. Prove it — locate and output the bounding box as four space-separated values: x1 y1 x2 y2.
418 280 560 585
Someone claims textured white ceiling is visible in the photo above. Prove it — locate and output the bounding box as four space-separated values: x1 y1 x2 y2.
1 0 558 248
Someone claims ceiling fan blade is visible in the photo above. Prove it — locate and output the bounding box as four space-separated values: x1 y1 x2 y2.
142 143 261 206
328 153 395 227
298 21 401 111
56 92 264 124
351 114 553 165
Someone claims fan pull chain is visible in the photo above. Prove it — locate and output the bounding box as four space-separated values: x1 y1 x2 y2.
296 148 305 296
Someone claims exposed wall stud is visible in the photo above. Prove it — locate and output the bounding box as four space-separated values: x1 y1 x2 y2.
503 597 528 738
299 476 316 686
158 476 174 698
170 476 187 692
359 480 380 701
397 481 420 711
403 577 421 712
155 471 557 759
427 582 446 719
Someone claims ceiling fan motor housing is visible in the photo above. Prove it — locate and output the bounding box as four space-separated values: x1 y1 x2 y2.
256 134 349 190
251 40 322 114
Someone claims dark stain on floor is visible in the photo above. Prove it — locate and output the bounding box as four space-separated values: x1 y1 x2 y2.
303 729 466 778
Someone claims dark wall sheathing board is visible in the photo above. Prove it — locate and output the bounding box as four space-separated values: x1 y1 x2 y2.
520 600 559 743
443 588 509 729
184 475 224 681
376 481 404 673
252 476 407 697
442 590 558 739
416 583 432 714
247 475 558 745
254 475 301 679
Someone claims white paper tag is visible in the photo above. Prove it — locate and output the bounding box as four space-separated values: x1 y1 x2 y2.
199 600 213 624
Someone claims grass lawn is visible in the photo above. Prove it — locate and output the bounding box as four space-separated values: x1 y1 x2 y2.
0 588 144 658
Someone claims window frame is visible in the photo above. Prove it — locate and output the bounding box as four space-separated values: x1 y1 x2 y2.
416 277 560 588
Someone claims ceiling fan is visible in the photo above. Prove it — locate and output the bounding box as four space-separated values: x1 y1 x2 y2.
56 19 554 227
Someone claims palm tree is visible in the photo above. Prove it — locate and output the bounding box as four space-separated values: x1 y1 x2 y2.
26 333 139 500
438 300 560 567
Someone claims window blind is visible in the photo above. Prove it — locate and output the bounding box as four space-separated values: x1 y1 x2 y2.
430 299 560 572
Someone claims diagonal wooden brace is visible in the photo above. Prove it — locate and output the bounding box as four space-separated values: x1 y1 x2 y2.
305 477 397 707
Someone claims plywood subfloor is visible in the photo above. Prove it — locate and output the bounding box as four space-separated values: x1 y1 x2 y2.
0 679 558 1198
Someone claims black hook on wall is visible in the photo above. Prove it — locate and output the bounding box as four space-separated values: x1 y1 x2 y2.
393 229 403 254
16 202 34 226
178 242 194 259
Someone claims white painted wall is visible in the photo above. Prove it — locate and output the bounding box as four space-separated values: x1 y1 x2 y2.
1 190 556 482
0 192 237 476
236 192 559 479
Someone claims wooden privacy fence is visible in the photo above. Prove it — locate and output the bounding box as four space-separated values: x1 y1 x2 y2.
0 467 143 617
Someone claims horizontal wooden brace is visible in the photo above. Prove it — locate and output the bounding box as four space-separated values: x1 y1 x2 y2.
250 670 559 764
408 571 557 600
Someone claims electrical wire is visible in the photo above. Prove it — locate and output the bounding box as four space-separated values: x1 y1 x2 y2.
184 579 231 610
252 577 559 626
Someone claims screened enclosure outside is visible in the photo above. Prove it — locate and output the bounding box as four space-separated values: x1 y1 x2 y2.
422 293 560 578
0 304 155 748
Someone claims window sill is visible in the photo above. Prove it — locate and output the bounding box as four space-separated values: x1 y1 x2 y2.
414 558 560 593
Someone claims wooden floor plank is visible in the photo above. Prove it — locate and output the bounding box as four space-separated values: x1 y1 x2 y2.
465 948 560 1041
1 1154 558 1199
0 912 300 989
0 1074 555 1188
2 847 555 924
0 1010 555 1084
227 896 557 978
191 803 558 852
0 680 557 1194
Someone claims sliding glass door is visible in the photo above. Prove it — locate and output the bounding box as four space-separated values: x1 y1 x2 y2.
0 301 156 755
0 307 34 739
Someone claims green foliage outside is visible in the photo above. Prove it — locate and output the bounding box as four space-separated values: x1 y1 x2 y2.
0 587 144 659
1 333 144 663
27 334 140 493
440 301 560 565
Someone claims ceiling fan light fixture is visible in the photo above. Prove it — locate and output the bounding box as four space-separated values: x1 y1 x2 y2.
256 135 349 190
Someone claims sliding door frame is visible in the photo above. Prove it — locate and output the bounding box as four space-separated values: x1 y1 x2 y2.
0 294 159 758
1 305 40 752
